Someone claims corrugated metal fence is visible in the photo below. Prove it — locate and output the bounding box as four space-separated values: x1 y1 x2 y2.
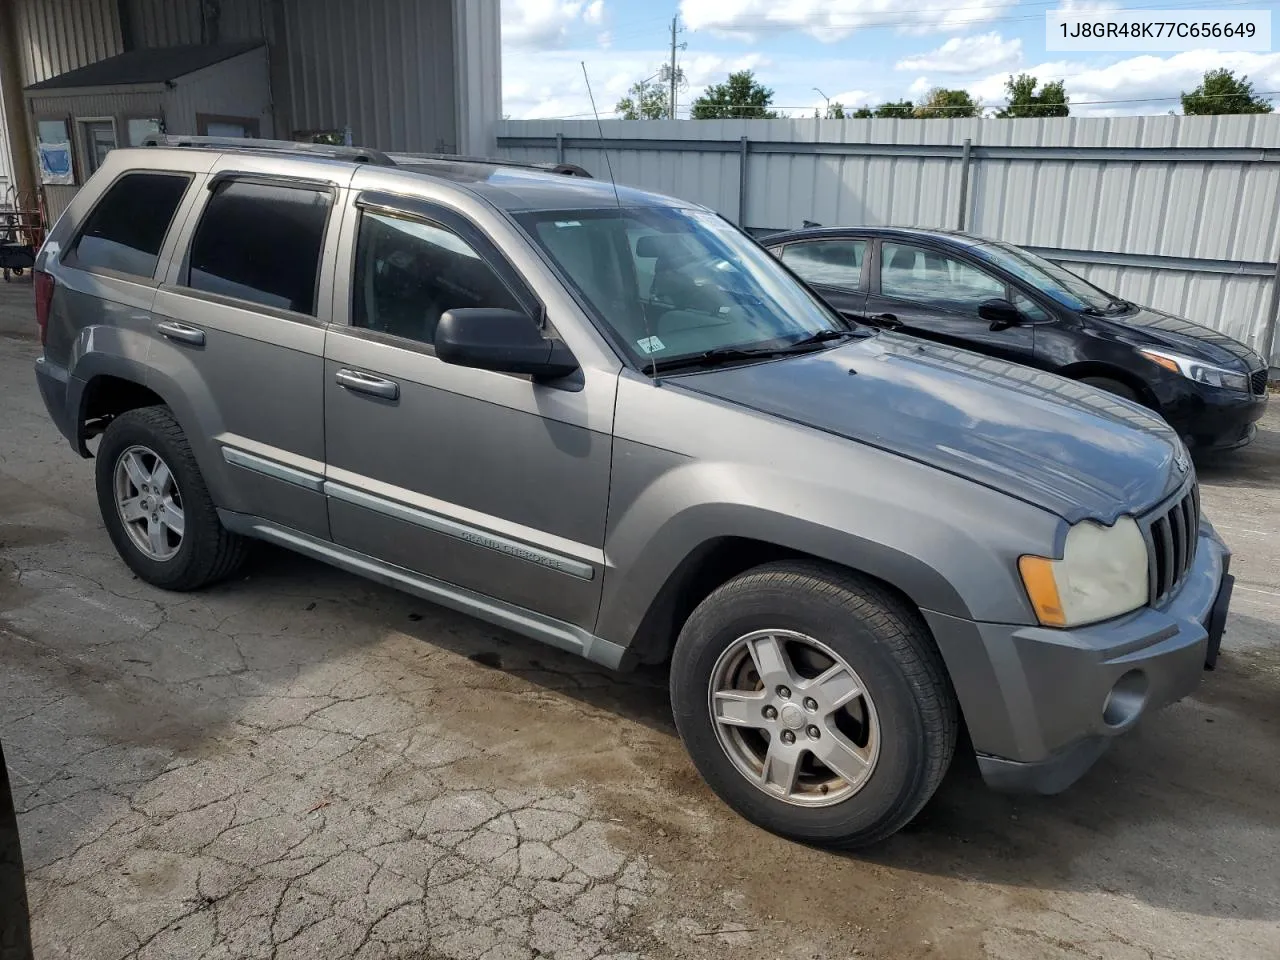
497 115 1280 367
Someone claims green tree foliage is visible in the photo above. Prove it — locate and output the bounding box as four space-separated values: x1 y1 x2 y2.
852 106 874 118
996 74 1069 118
691 70 779 119
616 82 669 119
871 100 916 119
914 88 980 119
615 64 685 119
1181 69 1273 115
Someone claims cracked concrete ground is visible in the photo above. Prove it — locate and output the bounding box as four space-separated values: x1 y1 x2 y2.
2 279 1279 959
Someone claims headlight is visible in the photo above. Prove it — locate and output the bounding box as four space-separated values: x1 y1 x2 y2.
1018 517 1149 627
1140 348 1249 392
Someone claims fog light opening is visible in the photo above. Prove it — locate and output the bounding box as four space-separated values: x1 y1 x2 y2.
1103 670 1149 728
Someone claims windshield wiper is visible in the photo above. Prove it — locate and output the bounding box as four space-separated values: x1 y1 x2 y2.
650 345 786 373
784 328 869 348
649 329 861 374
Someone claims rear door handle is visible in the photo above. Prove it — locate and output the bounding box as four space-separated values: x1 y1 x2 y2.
335 368 399 401
156 320 205 346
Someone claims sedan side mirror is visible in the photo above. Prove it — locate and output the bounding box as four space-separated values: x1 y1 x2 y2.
435 308 579 380
978 298 1022 331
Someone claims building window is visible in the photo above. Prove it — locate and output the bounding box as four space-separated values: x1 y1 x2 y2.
35 117 75 184
78 119 118 175
126 118 163 146
196 114 260 139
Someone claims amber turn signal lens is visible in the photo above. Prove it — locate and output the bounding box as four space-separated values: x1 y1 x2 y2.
1018 555 1067 628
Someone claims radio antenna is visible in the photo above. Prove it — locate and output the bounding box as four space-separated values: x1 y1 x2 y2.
580 61 660 380
580 61 620 208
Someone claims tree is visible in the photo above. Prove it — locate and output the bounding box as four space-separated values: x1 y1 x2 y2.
852 106 874 118
996 73 1069 118
1182 69 1273 115
615 64 685 119
616 82 669 120
872 100 916 119
914 88 980 119
691 70 779 119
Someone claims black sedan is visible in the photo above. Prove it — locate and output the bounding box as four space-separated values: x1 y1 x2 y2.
764 226 1270 452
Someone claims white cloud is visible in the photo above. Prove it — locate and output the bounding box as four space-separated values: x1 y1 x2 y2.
678 0 1020 42
906 76 933 98
896 33 1021 74
502 48 775 119
503 0 608 49
968 50 1280 116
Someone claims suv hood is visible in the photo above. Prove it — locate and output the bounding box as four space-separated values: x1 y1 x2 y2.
676 334 1187 524
1097 305 1262 369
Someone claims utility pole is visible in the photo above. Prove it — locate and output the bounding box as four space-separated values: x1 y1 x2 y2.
668 15 685 120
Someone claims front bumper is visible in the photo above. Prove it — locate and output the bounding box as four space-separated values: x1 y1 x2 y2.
934 526 1230 795
1163 381 1267 452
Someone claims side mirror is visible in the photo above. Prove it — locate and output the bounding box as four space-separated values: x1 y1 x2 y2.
978 298 1022 331
435 308 579 380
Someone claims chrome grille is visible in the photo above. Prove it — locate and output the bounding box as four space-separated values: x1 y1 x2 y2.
1143 483 1199 605
1250 368 1269 395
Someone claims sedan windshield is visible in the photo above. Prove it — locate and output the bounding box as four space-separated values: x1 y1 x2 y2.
971 241 1124 314
514 206 851 370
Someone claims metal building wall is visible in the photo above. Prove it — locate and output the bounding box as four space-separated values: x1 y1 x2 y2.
496 115 1280 366
280 0 458 152
11 0 122 85
25 86 166 221
124 0 274 46
163 46 275 139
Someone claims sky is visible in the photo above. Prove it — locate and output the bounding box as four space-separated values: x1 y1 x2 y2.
500 0 1280 119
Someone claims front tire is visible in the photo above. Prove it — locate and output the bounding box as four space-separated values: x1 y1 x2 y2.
95 406 248 590
670 562 957 849
1079 375 1142 404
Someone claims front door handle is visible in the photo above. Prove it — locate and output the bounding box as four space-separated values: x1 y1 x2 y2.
335 368 399 401
156 320 205 346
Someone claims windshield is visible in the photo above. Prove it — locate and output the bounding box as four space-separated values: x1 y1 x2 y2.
971 241 1123 313
514 206 849 369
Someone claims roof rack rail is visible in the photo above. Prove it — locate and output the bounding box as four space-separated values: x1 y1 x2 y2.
140 134 396 166
386 152 593 179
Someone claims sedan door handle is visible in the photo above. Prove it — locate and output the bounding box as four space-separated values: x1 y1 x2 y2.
335 368 399 401
156 320 205 346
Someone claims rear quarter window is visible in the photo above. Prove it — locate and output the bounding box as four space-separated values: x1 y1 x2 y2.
62 172 191 279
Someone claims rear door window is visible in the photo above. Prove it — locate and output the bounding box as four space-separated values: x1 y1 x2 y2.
186 179 332 315
63 172 191 279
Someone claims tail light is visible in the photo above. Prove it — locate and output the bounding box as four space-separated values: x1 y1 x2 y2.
34 270 54 346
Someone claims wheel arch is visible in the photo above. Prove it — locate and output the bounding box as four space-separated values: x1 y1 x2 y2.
1060 360 1160 411
609 520 969 667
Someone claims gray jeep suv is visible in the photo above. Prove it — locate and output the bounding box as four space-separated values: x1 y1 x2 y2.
33 139 1233 848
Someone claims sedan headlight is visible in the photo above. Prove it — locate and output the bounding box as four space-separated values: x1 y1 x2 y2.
1018 517 1149 627
1140 348 1249 392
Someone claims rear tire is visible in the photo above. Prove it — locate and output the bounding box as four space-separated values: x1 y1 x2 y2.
95 406 248 590
669 561 957 849
1079 375 1141 404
